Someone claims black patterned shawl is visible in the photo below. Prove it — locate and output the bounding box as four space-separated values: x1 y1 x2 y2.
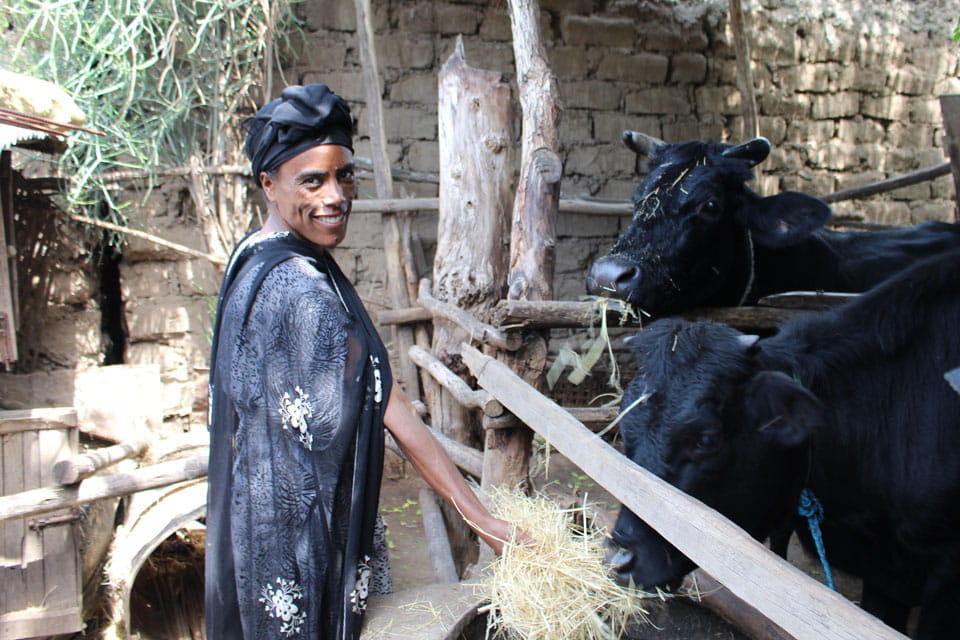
205 231 392 639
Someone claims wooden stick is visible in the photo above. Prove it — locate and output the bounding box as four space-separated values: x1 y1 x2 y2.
728 0 759 141
52 438 151 485
353 0 420 394
0 453 208 524
459 343 904 640
820 161 951 204
408 345 503 417
69 214 227 266
377 306 433 326
419 487 460 584
418 279 521 351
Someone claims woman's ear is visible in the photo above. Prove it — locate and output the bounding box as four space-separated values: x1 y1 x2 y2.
260 172 276 203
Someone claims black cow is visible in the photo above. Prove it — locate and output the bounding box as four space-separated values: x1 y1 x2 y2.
586 131 960 316
608 249 960 639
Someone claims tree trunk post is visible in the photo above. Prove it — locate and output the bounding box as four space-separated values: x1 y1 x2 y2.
434 36 516 570
484 0 562 493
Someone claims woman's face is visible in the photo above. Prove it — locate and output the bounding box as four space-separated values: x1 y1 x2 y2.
260 144 355 250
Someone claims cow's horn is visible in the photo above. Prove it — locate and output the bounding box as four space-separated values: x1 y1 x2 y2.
721 137 772 166
622 130 665 156
738 334 760 349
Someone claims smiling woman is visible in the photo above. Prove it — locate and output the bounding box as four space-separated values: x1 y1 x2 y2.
206 83 520 640
259 145 356 250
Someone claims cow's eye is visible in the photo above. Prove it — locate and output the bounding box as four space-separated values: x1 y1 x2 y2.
691 431 721 457
698 199 721 218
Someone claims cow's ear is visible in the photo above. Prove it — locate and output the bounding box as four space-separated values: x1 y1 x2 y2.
743 371 824 448
742 192 832 248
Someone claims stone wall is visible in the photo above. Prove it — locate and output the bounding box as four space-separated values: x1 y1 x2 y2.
7 0 959 428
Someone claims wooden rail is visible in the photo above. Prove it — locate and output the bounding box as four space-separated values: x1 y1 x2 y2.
460 343 904 640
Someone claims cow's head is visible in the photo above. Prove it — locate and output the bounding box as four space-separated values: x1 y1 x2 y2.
586 131 832 315
609 318 825 588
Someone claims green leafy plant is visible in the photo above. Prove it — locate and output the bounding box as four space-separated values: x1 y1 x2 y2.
1 0 302 252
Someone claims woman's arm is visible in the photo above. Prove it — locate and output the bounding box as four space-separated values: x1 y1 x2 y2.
383 381 519 554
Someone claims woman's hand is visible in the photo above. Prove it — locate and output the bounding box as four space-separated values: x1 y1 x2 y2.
468 513 535 555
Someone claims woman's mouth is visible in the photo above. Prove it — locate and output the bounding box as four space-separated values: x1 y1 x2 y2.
310 211 347 226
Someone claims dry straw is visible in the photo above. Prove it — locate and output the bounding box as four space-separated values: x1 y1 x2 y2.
476 487 653 640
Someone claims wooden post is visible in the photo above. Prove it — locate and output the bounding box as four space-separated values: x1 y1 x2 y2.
434 36 516 570
460 344 905 640
729 0 759 142
485 0 562 493
353 0 420 394
939 95 960 221
0 150 18 367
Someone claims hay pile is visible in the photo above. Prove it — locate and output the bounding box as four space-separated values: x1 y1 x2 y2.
477 488 653 640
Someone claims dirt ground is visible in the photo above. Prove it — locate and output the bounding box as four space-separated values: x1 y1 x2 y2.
377 450 778 639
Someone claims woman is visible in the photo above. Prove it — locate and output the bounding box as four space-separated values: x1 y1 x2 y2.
205 84 518 639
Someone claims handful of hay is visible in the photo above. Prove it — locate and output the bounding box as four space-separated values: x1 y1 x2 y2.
476 488 652 640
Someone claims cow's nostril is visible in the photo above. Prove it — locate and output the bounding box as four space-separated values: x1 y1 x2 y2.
588 256 642 298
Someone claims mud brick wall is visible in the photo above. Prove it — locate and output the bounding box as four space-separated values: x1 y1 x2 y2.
11 0 959 428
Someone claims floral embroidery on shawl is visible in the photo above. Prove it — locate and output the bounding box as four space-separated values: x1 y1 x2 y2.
259 576 307 636
349 555 373 614
278 386 314 450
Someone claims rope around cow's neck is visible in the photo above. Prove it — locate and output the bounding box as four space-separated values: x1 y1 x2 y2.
798 488 836 590
736 228 756 307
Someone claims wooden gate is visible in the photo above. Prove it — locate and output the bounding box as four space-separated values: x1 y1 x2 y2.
0 408 81 639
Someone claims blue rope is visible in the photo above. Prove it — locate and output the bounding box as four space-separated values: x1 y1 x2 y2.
798 488 836 591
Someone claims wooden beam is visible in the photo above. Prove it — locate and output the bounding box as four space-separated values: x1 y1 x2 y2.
408 345 503 417
0 408 77 435
0 453 207 523
418 279 520 352
819 162 951 204
460 343 904 640
52 438 151 484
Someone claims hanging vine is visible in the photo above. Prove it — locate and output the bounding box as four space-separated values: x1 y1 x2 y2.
0 0 302 256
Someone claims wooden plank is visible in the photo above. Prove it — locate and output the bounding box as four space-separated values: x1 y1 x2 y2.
0 453 208 523
0 408 77 435
460 343 904 640
1 432 25 612
0 605 82 639
38 428 80 613
22 429 43 601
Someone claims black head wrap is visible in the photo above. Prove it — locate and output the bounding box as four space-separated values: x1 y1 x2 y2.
243 84 354 187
